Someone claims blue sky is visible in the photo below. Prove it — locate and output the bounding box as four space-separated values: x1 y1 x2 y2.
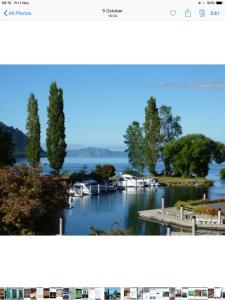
0 65 225 149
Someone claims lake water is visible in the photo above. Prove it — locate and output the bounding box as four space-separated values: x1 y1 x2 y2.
17 157 225 235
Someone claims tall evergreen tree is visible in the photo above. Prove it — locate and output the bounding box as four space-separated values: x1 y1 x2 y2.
159 105 182 175
124 121 145 175
46 82 67 175
144 97 161 175
26 93 41 167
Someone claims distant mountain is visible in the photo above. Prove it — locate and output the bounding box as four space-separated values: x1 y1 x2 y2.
0 122 46 158
67 147 127 158
41 143 85 151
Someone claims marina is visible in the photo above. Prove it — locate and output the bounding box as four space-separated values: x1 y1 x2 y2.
9 151 225 236
16 157 225 235
138 205 225 233
68 174 159 199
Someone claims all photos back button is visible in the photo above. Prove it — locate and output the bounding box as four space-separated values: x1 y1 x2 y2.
3 10 32 16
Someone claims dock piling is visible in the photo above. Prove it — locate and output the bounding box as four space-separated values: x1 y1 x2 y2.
218 208 222 225
166 225 171 236
192 216 196 236
98 184 100 194
161 196 165 209
59 217 63 236
180 205 184 220
69 197 72 207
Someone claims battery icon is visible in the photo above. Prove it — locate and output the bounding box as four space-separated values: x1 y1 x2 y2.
216 1 223 4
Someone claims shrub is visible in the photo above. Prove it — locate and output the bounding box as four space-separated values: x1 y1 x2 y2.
0 165 68 235
91 164 116 181
175 199 208 209
193 205 218 216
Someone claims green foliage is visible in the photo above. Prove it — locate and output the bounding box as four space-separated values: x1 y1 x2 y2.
0 165 68 235
144 97 161 175
0 127 15 167
214 141 225 163
163 134 225 177
124 121 145 175
155 176 213 187
91 164 116 181
175 198 225 210
159 105 182 175
220 168 225 179
26 93 41 167
175 199 208 209
69 165 89 182
122 166 142 177
46 82 67 175
69 164 116 183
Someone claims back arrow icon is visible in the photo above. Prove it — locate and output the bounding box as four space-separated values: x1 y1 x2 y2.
4 10 8 16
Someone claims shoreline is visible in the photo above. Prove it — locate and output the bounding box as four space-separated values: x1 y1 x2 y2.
153 176 213 187
138 207 225 232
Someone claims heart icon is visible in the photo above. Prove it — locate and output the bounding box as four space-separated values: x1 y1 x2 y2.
170 10 176 16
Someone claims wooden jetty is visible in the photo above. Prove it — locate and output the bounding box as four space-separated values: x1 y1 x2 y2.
138 199 225 233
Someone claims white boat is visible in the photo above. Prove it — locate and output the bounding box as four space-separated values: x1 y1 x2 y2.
116 173 159 189
68 181 97 196
68 180 117 197
116 174 145 189
144 177 159 186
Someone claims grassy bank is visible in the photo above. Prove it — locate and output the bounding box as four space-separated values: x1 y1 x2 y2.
154 176 213 187
175 198 225 209
175 198 225 216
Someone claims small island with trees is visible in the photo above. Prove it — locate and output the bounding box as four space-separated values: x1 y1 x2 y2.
124 97 225 187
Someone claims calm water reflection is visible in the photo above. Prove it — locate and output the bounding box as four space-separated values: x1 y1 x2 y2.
17 157 225 235
64 162 225 235
64 186 213 235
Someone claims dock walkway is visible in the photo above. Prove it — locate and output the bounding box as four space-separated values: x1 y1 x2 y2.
138 207 225 232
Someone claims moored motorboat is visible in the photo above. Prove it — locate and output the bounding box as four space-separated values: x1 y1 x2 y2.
116 173 159 189
68 180 117 197
116 174 145 189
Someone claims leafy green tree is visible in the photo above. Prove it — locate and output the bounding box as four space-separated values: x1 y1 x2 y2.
0 127 15 167
91 164 116 181
26 93 41 167
124 121 145 175
46 82 67 175
159 105 182 174
163 134 225 177
144 97 161 175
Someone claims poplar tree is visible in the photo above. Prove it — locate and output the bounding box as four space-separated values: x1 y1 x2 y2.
124 121 145 175
159 105 182 175
46 82 67 175
144 97 161 175
26 93 41 167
